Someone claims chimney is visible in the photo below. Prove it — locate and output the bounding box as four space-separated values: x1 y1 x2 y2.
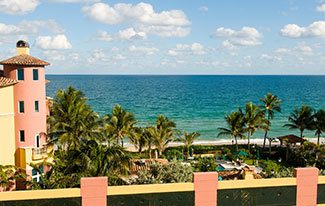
16 40 30 55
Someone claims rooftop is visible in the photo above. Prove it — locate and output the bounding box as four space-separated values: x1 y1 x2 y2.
0 54 50 67
0 77 18 88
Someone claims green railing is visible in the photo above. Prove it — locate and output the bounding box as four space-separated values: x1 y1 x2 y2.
108 191 194 206
218 186 296 206
0 197 81 206
318 184 325 204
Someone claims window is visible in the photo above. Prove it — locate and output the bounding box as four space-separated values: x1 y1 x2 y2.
19 130 25 142
35 101 39 112
33 69 39 80
32 167 43 182
18 101 24 113
35 135 40 148
17 69 24 80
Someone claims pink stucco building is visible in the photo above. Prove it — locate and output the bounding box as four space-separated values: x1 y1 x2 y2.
0 40 50 182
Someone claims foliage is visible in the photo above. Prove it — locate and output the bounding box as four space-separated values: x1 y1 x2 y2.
177 131 200 158
103 104 136 147
259 160 293 178
192 157 218 172
30 139 131 189
284 105 314 138
244 102 268 149
309 109 325 145
148 115 176 156
259 93 282 148
287 142 325 169
48 86 100 150
0 165 26 191
132 161 193 184
164 148 184 161
218 109 246 153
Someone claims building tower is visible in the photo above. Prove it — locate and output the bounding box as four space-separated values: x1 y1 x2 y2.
0 41 50 178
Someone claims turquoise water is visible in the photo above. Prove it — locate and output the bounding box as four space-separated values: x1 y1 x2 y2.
46 75 325 140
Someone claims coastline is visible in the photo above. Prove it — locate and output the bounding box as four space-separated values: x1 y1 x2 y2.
125 137 323 152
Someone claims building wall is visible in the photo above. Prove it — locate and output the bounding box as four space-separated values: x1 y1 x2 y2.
0 85 16 165
3 65 47 149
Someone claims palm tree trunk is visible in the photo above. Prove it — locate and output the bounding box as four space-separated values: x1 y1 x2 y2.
269 138 272 157
247 132 251 150
121 138 124 147
148 143 152 159
300 130 303 138
187 146 190 159
235 136 238 153
263 131 268 148
263 114 271 149
317 133 320 145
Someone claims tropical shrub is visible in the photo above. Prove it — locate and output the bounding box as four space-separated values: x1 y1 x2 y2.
192 157 217 172
133 161 193 184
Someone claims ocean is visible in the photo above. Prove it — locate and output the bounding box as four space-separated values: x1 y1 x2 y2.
46 75 325 140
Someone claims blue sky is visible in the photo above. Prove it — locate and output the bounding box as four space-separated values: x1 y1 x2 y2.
0 0 324 74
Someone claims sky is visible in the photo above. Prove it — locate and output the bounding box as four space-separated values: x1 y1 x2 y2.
0 0 325 74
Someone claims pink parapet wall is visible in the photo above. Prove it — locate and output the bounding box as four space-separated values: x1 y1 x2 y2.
4 65 47 149
294 167 319 206
81 177 108 206
194 172 218 206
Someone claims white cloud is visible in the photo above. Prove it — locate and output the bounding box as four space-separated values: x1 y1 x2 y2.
167 43 206 56
83 2 191 38
0 0 40 15
0 20 63 35
113 54 126 60
128 45 159 55
0 23 21 34
199 6 208 12
87 49 105 63
42 50 66 61
118 28 146 40
212 26 262 48
280 21 325 38
49 0 98 3
260 54 282 62
35 35 72 50
316 4 325 12
96 31 113 42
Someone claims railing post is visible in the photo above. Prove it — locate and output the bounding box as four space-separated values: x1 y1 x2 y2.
294 167 319 206
81 177 107 206
194 172 218 206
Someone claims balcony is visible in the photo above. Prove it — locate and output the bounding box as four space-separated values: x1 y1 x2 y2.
32 147 48 160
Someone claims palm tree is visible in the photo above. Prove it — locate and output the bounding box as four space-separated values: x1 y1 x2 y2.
104 104 136 147
177 131 200 159
310 109 325 145
218 109 246 153
30 139 131 189
48 86 100 150
284 105 314 138
128 127 148 153
148 115 176 157
260 93 282 148
244 102 268 149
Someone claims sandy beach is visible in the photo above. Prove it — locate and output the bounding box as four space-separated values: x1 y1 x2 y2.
125 137 323 152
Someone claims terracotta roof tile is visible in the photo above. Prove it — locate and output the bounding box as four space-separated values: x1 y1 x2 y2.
0 54 49 66
0 77 18 88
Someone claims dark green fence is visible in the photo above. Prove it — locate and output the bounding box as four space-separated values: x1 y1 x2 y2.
1 184 325 206
108 191 194 206
218 186 296 206
0 197 81 206
318 184 325 204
